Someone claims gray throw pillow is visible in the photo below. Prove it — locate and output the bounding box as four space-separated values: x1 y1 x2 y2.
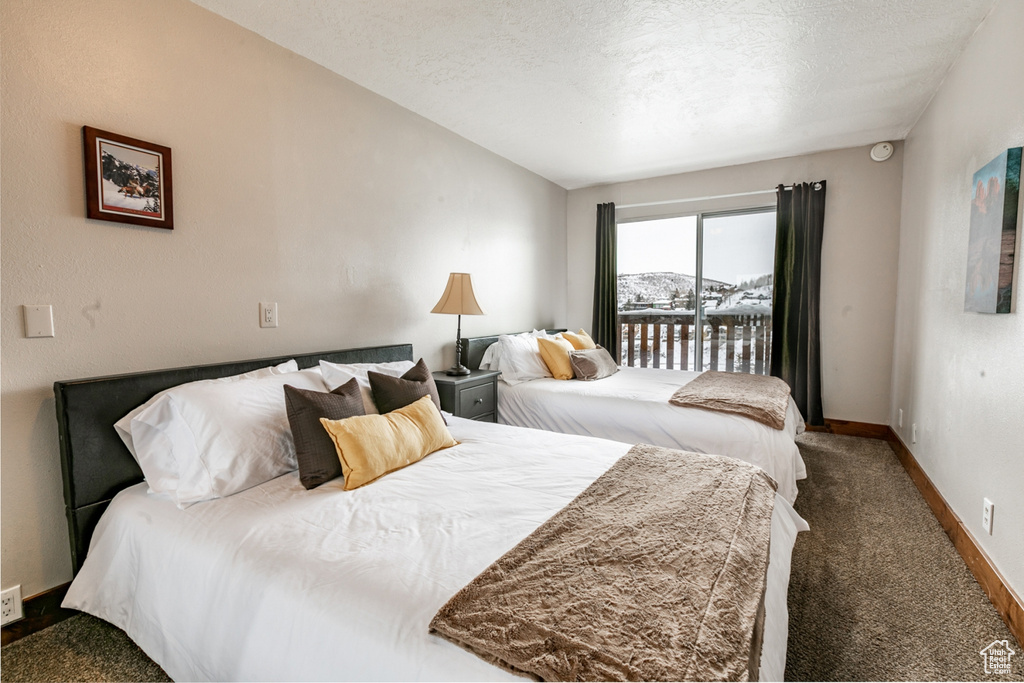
284 378 364 489
569 347 619 381
368 358 444 419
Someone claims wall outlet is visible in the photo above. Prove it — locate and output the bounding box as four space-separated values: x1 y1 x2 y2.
898 408 903 428
259 302 278 328
1 585 23 626
983 498 994 535
911 423 917 444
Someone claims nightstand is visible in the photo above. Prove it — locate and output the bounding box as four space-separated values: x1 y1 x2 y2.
432 370 500 422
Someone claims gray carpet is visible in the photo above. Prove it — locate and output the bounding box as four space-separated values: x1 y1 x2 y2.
785 432 1020 682
0 612 169 682
2 433 1019 681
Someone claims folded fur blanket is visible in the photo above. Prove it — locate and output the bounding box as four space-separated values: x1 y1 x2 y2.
669 371 792 430
429 443 777 681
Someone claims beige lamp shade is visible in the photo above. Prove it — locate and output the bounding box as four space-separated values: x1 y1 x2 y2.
431 273 484 316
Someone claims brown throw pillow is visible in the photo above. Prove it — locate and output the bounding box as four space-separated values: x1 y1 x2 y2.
569 346 619 381
284 378 365 489
368 358 444 419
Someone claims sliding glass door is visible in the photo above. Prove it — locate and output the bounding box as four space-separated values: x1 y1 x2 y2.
699 209 776 372
617 207 776 374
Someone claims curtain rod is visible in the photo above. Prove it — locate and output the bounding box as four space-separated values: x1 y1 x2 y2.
616 183 819 210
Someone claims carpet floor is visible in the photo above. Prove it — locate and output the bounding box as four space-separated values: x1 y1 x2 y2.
2 432 1019 681
785 432 1019 681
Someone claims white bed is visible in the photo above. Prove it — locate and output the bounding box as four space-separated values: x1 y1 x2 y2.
63 415 807 682
494 365 807 503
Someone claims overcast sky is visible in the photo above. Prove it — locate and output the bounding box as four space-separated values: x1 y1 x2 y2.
617 211 776 284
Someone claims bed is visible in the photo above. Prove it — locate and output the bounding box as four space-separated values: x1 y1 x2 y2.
463 332 807 503
55 344 808 681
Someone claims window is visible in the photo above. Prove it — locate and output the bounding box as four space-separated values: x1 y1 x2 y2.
617 207 776 374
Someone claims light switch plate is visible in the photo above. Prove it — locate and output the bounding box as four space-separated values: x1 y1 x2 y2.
23 305 54 338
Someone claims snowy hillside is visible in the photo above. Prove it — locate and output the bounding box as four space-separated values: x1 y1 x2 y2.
617 272 730 309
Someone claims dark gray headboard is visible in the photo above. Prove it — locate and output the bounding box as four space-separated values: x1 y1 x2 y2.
461 330 566 371
54 343 413 574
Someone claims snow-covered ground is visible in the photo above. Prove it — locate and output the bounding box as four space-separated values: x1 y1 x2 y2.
618 301 771 317
100 178 157 214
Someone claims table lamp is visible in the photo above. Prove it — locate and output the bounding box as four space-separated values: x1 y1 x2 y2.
431 272 484 375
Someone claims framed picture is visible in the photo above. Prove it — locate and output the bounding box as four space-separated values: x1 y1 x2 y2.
83 126 173 229
964 147 1021 314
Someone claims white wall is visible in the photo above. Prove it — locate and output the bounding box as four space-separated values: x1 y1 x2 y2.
891 0 1024 596
567 145 904 424
0 0 567 597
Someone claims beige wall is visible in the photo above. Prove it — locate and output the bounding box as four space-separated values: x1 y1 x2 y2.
567 145 904 424
0 0 567 596
892 0 1024 595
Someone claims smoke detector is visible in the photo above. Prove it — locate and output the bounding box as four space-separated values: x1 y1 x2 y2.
870 142 894 162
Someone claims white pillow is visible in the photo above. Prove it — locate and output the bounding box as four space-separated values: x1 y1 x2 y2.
114 359 298 462
319 359 416 414
497 334 552 385
479 341 502 371
129 367 326 508
480 330 553 370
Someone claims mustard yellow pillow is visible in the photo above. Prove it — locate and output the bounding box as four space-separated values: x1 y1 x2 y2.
537 336 576 380
320 395 457 490
562 329 597 350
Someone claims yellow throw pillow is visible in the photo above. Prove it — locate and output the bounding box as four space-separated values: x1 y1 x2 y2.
537 337 576 380
562 329 597 350
320 395 457 490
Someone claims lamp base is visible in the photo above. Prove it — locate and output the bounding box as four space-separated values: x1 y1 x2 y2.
445 364 472 376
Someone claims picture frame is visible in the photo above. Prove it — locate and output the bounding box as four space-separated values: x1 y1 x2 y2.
83 126 173 230
964 147 1021 314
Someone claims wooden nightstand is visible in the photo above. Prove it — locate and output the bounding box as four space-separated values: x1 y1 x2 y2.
432 370 500 422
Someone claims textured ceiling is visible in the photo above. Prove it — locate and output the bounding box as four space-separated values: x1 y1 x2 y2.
190 0 996 189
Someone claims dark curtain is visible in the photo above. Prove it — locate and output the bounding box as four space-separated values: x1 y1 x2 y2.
771 182 826 426
592 202 618 357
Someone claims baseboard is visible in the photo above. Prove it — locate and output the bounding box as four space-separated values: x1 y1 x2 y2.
804 418 895 441
885 428 1024 648
0 582 75 646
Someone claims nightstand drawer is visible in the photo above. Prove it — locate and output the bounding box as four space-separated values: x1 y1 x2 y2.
458 383 494 419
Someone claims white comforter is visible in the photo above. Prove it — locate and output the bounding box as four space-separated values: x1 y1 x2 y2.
64 416 808 682
498 367 807 503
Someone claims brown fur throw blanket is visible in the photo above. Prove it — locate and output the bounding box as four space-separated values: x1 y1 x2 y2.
429 444 777 681
669 371 792 430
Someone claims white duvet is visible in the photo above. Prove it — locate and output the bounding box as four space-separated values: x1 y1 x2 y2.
64 416 808 682
497 367 807 503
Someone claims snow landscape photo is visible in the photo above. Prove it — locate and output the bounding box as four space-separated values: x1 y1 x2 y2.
98 141 163 218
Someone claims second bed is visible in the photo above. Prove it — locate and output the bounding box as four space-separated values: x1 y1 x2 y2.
464 332 807 503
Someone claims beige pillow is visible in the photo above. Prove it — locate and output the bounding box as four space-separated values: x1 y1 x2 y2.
320 395 457 490
569 346 619 381
537 337 576 380
562 329 597 350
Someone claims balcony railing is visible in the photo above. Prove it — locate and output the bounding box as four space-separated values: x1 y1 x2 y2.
618 309 772 375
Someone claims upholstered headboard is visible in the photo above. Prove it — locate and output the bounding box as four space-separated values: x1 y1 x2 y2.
461 330 566 371
54 343 413 574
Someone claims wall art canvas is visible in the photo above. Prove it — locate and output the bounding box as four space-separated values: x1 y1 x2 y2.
964 146 1021 313
83 126 173 229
